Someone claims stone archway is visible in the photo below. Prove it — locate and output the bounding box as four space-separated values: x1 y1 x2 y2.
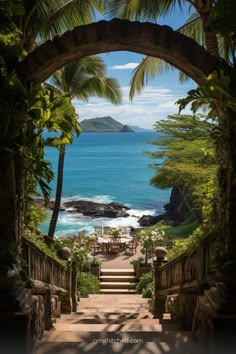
20 19 218 85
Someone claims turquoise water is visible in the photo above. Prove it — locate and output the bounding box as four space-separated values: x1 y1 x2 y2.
40 132 170 236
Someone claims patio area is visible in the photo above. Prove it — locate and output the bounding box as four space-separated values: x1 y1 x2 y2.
96 244 144 269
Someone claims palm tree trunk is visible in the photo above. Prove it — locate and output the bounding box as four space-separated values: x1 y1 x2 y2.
192 1 219 56
202 15 219 57
48 145 65 239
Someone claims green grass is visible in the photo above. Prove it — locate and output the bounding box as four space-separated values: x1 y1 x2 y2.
138 213 199 242
163 215 199 239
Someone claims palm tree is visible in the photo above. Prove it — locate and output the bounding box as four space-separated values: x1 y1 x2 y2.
47 56 122 238
15 0 104 51
105 0 224 99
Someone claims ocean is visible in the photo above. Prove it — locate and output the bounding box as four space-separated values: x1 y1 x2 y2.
40 132 171 236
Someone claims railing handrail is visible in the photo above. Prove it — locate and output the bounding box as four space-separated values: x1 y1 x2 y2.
22 236 66 269
156 232 217 294
159 232 215 270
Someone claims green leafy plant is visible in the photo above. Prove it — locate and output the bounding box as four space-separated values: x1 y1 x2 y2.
111 227 121 238
139 228 164 264
77 272 100 298
136 271 153 298
24 231 66 266
130 257 144 272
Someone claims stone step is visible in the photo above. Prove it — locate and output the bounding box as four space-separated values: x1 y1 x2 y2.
100 269 135 276
100 281 136 289
46 323 163 334
55 319 160 331
79 298 147 304
100 275 136 282
88 294 143 298
37 339 202 354
39 329 196 343
56 313 154 324
78 304 148 313
99 289 137 294
75 309 151 314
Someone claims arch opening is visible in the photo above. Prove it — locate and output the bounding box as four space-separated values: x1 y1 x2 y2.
20 19 218 85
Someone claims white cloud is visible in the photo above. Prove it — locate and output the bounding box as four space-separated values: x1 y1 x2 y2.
109 63 139 70
73 85 193 129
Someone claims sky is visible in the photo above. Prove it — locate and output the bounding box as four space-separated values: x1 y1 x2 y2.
74 4 196 129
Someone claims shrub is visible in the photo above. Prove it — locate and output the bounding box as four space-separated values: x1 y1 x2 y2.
78 272 100 298
136 271 153 298
130 257 144 272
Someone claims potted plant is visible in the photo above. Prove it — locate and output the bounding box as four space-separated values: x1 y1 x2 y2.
90 257 101 278
111 227 121 239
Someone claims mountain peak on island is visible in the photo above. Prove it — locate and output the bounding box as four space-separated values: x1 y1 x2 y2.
80 116 135 132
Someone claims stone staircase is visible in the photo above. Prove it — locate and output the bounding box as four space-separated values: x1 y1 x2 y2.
36 294 203 354
99 268 136 294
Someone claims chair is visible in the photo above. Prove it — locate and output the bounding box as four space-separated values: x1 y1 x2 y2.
103 226 113 235
125 237 138 255
109 239 121 255
91 239 103 255
94 226 103 236
119 226 127 235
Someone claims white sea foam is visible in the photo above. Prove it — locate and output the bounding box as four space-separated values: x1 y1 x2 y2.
127 209 157 218
51 207 159 237
61 194 114 204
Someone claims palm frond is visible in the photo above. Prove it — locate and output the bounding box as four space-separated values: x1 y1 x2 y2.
129 56 174 100
105 0 183 21
50 55 122 104
23 0 102 48
77 76 122 104
178 13 203 45
0 0 24 32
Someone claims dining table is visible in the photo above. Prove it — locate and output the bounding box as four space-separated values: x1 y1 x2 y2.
97 235 133 253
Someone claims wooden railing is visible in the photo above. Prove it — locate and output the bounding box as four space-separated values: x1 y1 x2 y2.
157 233 214 294
21 236 69 291
153 233 217 328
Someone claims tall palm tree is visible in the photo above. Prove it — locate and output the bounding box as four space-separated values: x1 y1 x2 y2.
15 0 104 51
48 56 122 238
105 0 225 99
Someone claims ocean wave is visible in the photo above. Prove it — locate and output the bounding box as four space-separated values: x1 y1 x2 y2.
46 207 160 237
127 209 157 218
61 194 114 204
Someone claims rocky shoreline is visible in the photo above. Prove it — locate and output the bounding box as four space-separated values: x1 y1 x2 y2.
35 187 187 227
35 199 130 218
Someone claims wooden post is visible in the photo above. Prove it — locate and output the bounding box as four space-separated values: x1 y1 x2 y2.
71 262 78 312
61 264 72 314
153 247 168 319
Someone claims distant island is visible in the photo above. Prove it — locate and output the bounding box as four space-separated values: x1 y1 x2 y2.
80 116 153 132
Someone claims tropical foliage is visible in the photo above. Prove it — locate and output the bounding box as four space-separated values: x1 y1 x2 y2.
149 114 217 221
47 57 121 238
78 272 100 298
139 228 164 264
136 271 153 298
105 0 232 98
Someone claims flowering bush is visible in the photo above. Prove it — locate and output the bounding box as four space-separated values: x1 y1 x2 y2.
53 237 91 269
140 229 165 264
111 227 121 238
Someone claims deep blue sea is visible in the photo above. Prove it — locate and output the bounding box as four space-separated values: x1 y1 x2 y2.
40 132 170 236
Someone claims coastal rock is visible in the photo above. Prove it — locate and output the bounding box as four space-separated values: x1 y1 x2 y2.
138 214 169 227
63 200 130 218
34 198 66 211
138 187 189 227
165 187 188 223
